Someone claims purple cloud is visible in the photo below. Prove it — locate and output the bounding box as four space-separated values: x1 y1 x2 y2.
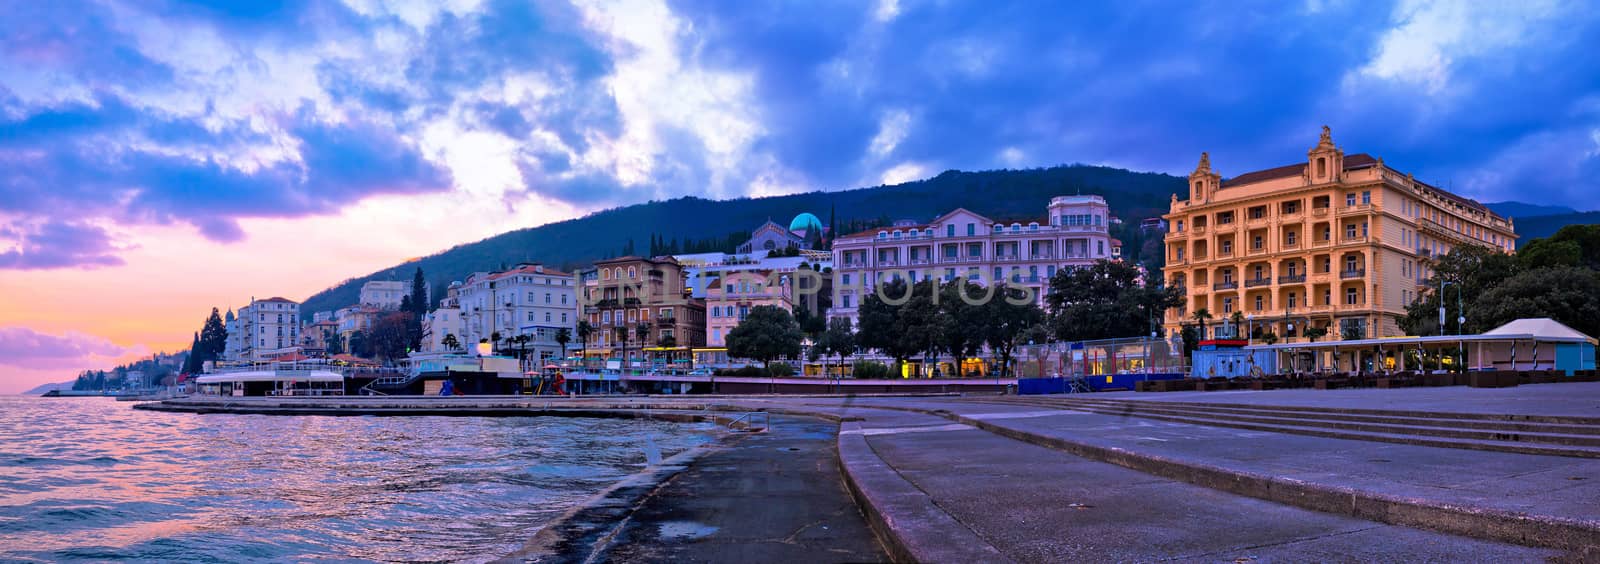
0 220 124 270
0 326 146 370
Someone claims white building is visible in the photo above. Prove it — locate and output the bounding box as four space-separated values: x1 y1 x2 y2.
223 297 302 362
456 263 578 364
422 282 465 353
359 280 429 310
830 195 1119 327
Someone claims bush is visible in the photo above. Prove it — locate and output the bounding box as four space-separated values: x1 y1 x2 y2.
768 363 795 377
714 366 767 377
852 361 892 379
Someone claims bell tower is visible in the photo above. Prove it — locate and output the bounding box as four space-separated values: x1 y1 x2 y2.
1307 125 1344 185
1188 152 1221 203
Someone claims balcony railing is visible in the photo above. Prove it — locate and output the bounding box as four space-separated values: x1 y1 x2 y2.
1244 278 1272 288
1213 282 1238 291
1193 226 1207 235
656 317 675 326
909 258 932 265
1340 269 1366 279
1277 274 1306 284
1029 253 1055 260
1312 207 1330 217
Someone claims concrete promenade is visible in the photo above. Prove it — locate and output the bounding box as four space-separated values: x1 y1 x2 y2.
139 386 1600 561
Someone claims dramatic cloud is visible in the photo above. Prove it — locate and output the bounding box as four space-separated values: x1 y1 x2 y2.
1 0 1597 271
0 326 147 370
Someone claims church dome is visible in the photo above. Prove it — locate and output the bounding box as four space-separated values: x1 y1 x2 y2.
789 212 823 234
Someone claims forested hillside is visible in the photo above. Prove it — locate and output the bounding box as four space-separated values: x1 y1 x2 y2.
299 165 1186 318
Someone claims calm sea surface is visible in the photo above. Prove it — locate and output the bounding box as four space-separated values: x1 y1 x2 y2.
0 396 718 562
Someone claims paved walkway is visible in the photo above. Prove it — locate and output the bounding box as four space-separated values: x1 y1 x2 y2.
1095 381 1600 418
776 400 1563 562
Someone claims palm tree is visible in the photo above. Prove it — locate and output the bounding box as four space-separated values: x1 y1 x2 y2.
1190 308 1213 339
554 327 572 361
635 322 652 370
614 325 629 372
576 320 594 369
441 333 461 352
1229 310 1246 339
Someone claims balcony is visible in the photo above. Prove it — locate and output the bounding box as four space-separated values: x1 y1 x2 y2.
623 297 642 307
1277 274 1307 284
995 254 1021 262
1340 269 1366 279
877 259 899 267
1192 225 1207 235
1213 281 1238 291
656 317 676 327
1029 253 1055 260
1247 246 1268 256
909 258 932 265
1282 241 1300 250
1312 207 1330 217
1244 278 1272 288
965 256 985 262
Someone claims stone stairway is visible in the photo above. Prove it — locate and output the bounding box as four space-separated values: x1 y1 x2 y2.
985 395 1600 458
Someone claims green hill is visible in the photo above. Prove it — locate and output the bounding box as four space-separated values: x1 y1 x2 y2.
1511 211 1600 248
298 165 1185 318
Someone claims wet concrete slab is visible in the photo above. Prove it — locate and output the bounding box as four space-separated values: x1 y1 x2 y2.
1093 382 1600 419
585 416 885 563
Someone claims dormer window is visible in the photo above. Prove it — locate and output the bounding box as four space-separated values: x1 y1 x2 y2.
892 230 902 239
993 224 1003 234
1028 222 1039 231
877 231 888 240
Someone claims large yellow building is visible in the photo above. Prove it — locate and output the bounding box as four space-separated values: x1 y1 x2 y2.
1162 127 1517 342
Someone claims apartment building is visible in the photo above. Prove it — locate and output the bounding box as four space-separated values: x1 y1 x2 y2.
704 269 795 347
223 297 301 362
421 282 464 353
1162 126 1517 341
829 195 1119 326
456 263 578 363
583 256 707 356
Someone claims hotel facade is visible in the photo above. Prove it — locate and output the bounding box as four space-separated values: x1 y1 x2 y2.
829 195 1119 326
1162 127 1517 342
583 256 708 358
455 263 578 363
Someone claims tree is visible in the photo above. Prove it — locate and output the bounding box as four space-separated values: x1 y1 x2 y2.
898 279 948 377
1304 325 1328 343
857 279 920 369
182 332 203 373
367 312 412 362
554 327 572 357
348 330 370 358
938 280 987 371
1473 267 1600 339
1401 245 1520 335
1190 308 1213 339
199 308 228 361
576 320 594 366
1340 320 1365 341
440 333 460 353
1520 224 1600 271
1044 260 1181 342
410 267 430 315
325 330 344 356
817 317 857 378
725 305 804 374
1229 311 1245 339
614 326 630 370
982 284 1045 378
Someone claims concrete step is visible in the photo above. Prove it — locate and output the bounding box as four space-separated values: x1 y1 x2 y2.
1054 398 1600 436
1037 398 1600 447
1055 395 1600 426
985 397 1600 459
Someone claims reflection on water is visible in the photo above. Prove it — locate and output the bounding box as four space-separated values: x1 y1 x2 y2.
0 396 716 562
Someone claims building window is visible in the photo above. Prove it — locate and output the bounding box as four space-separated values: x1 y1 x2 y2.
1252 235 1263 250
545 293 552 304
1345 256 1358 272
946 225 955 237
545 312 552 322
561 313 568 323
1252 265 1264 279
1286 231 1297 245
1345 288 1359 305
1254 295 1264 311
1222 297 1234 314
1220 240 1232 254
967 223 975 236
1323 289 1332 305
1317 157 1327 177
1362 191 1371 205
1345 224 1357 239
1346 193 1356 207
1288 293 1298 309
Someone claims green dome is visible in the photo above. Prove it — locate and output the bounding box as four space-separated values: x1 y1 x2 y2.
789 212 823 233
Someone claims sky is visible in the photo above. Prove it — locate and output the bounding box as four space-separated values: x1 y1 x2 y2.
2 0 1598 392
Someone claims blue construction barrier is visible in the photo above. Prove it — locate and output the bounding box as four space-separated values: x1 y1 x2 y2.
1017 373 1185 394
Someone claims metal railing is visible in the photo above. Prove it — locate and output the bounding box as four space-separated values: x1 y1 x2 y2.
728 411 769 432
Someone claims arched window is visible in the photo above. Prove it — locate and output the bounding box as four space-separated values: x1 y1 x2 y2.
1317 157 1327 177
